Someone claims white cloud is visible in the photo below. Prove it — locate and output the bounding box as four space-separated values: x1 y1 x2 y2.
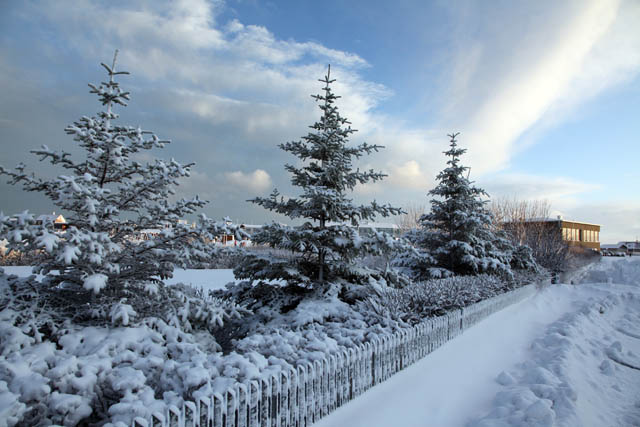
388 160 430 189
224 169 272 193
480 173 599 201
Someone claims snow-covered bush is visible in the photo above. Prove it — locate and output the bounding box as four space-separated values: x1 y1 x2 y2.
0 52 244 320
510 244 539 271
360 273 531 324
235 66 403 289
0 269 252 425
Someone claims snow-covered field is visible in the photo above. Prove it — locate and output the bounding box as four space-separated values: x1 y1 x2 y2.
314 257 640 427
1 266 238 292
3 258 639 426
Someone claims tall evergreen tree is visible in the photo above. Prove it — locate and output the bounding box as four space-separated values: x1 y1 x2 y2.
403 133 513 279
235 66 403 287
0 51 238 298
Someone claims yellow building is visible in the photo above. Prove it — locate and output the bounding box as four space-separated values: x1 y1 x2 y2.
557 218 600 250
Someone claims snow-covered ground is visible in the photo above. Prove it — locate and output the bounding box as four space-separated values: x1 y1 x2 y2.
314 257 640 427
4 258 639 426
1 266 237 292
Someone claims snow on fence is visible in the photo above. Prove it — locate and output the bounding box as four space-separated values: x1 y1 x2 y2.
131 284 536 427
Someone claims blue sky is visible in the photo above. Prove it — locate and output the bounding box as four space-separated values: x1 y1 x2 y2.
0 0 639 243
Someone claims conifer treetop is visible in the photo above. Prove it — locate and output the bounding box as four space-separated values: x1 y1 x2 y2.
251 65 399 226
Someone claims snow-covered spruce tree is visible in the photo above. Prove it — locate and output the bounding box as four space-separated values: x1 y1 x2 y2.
401 133 514 279
235 66 403 289
0 52 244 324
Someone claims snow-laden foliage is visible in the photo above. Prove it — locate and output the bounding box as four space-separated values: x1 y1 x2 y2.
400 133 532 279
0 52 244 311
235 66 403 288
0 269 401 426
360 271 538 324
216 277 409 366
0 262 546 425
0 270 251 426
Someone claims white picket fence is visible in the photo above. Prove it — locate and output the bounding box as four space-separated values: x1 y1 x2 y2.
131 284 536 427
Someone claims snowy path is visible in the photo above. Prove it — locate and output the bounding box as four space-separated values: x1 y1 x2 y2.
315 258 640 427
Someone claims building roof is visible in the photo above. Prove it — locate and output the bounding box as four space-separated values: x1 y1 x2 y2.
602 241 640 249
505 217 601 227
36 214 66 223
358 222 399 230
620 241 640 249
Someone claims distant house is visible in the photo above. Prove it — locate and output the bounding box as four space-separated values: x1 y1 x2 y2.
356 222 401 238
240 221 401 243
504 216 601 251
35 213 68 230
240 224 264 236
324 221 401 238
622 241 640 256
603 241 640 256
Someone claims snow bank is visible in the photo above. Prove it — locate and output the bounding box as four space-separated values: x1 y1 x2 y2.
472 257 640 426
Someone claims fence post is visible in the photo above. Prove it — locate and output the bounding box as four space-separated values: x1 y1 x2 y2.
306 364 314 425
185 400 197 427
288 368 297 427
213 392 224 427
270 374 280 427
168 405 181 427
279 371 289 427
260 378 270 427
297 365 306 427
328 354 337 412
356 345 365 396
236 384 248 427
197 396 212 427
248 381 259 427
227 388 237 427
341 349 350 404
363 342 372 390
319 358 329 418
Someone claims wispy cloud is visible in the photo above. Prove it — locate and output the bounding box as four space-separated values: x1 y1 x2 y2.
480 173 599 201
442 0 640 172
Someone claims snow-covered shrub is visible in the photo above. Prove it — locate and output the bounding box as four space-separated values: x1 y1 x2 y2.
0 52 244 319
235 66 403 289
360 274 525 324
510 244 539 272
0 269 254 426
